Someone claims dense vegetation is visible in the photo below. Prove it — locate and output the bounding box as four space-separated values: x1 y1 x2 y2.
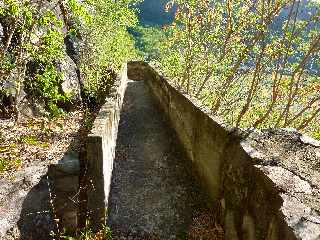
0 0 140 119
152 0 320 139
1 0 319 160
1 0 319 156
0 0 141 237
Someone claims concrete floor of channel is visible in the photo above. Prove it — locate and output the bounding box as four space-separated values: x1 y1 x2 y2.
107 80 224 240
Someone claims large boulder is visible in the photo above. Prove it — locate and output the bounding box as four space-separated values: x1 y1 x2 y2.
18 90 47 117
64 34 80 65
58 53 81 102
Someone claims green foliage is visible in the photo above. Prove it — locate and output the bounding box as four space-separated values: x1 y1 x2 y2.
66 0 92 25
130 25 167 61
158 0 320 137
0 0 68 116
35 64 67 116
0 141 22 175
78 0 141 98
313 131 320 140
18 135 49 147
0 157 22 174
1 0 141 117
19 135 38 145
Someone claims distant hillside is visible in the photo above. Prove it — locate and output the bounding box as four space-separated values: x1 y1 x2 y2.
136 0 319 26
273 0 320 28
136 0 175 26
134 0 319 71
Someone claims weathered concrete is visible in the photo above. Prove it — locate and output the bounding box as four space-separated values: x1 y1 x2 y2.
243 129 320 240
107 80 212 239
86 64 128 229
127 61 320 240
0 165 55 240
48 151 80 233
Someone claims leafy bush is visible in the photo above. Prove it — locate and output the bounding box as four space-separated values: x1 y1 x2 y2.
129 25 167 61
0 0 69 117
77 0 141 99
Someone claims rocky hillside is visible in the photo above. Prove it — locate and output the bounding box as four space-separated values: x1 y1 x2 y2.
0 0 138 120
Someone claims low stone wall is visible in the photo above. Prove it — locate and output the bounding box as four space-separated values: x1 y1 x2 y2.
128 61 320 240
86 64 128 229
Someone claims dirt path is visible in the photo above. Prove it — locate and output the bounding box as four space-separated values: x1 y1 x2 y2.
107 80 213 239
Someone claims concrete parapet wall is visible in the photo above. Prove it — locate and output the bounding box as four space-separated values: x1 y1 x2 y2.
86 64 128 229
128 61 320 240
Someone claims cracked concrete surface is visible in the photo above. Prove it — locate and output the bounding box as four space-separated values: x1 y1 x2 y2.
243 129 320 239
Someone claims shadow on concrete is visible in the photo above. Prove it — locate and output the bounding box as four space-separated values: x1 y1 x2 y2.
15 123 87 239
107 81 211 239
17 174 56 240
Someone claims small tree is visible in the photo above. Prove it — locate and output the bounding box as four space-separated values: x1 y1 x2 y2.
160 0 320 138
0 0 73 118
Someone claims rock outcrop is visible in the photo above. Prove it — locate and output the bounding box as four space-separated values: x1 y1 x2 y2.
0 2 82 119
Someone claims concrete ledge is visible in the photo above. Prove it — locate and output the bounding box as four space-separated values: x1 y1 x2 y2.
86 64 128 229
128 61 320 240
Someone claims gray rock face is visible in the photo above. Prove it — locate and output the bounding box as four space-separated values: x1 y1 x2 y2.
0 165 56 240
300 134 320 147
17 90 47 117
59 53 81 100
244 129 320 240
0 149 80 239
0 50 80 118
64 34 80 65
